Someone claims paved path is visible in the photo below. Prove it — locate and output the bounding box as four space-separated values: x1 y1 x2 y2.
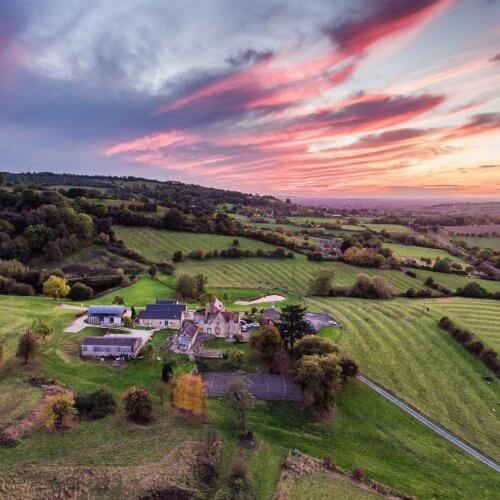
358 375 500 472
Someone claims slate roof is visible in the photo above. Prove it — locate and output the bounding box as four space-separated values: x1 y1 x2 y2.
82 336 140 347
87 305 126 316
156 299 178 305
179 322 199 338
138 303 187 320
262 306 280 321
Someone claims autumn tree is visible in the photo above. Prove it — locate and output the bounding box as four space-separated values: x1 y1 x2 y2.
121 386 153 423
278 304 315 351
308 269 334 296
293 335 338 360
194 273 208 296
295 354 342 410
42 275 70 300
224 378 255 435
44 392 77 429
172 374 207 416
16 329 39 365
250 324 283 365
174 274 197 300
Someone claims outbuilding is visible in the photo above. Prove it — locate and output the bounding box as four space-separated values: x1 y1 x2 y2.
87 305 126 327
136 300 187 329
81 336 141 359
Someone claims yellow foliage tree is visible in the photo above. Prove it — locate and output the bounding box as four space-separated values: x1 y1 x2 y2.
43 392 77 429
172 374 207 416
43 275 70 300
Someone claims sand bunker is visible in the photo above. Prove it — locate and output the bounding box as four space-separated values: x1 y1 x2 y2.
234 294 285 305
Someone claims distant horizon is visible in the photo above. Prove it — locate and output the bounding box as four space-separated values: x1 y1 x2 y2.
1 1 499 198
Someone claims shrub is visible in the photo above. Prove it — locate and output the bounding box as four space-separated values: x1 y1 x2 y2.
121 386 153 423
161 362 174 382
138 344 154 360
323 454 335 470
352 467 365 481
405 270 417 278
293 335 338 359
226 457 254 498
43 392 77 429
69 282 93 300
75 388 116 420
196 428 222 482
339 357 360 377
464 339 484 355
250 324 283 364
16 328 39 365
457 282 489 298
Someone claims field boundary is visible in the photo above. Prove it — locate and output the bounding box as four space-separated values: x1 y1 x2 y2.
358 374 500 472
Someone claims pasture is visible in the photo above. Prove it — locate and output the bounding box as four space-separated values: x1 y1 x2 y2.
312 297 500 461
451 236 500 250
114 226 278 261
364 223 411 234
385 243 467 265
175 257 423 295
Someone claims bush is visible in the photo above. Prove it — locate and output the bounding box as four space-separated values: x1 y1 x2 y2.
121 386 153 423
75 388 116 420
161 362 174 382
405 270 417 278
226 457 254 498
339 357 359 377
196 428 222 482
350 274 394 299
69 282 94 300
457 282 489 298
352 467 365 481
293 335 338 359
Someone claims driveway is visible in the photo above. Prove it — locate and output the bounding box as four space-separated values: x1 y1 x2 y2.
64 314 88 333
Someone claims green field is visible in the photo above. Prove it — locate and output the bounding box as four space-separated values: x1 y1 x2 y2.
311 297 500 461
408 268 500 293
364 223 411 234
452 236 500 250
386 243 467 265
286 216 344 225
175 257 423 295
114 226 279 262
432 298 500 349
289 473 379 499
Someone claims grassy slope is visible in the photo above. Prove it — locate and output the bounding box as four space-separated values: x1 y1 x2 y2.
176 257 422 295
289 473 379 499
114 226 278 261
364 223 411 234
432 297 500 350
386 242 467 265
451 236 500 250
409 267 500 293
310 297 500 461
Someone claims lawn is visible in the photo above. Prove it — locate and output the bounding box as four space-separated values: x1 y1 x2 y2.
176 257 423 296
289 473 379 499
432 297 500 350
310 296 500 462
364 223 411 234
114 226 278 262
451 236 500 250
385 243 467 266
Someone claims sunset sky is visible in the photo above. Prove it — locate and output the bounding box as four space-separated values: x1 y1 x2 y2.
1 0 499 199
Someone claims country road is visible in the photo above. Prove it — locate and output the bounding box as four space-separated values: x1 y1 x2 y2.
358 374 500 473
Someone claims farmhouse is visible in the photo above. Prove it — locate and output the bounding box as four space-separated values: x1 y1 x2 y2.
87 305 126 327
136 299 187 328
194 299 241 338
81 336 141 359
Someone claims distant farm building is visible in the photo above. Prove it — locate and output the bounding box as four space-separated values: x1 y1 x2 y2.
262 305 281 324
81 336 141 359
87 305 126 327
136 299 187 328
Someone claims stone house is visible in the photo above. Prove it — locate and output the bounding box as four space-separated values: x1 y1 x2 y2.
136 299 187 329
194 299 241 338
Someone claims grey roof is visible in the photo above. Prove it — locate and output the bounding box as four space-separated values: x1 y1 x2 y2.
82 336 140 347
88 305 126 316
138 303 186 320
262 306 280 320
156 299 178 305
179 322 198 338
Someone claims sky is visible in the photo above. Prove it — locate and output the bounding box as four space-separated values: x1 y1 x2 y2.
1 0 499 199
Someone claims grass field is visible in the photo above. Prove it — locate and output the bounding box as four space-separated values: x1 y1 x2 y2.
432 298 500 349
175 257 423 295
114 226 279 261
364 223 411 234
408 267 500 293
385 243 467 265
311 297 500 462
451 236 500 250
289 473 379 499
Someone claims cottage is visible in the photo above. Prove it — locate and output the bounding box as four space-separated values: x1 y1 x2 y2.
81 336 141 359
194 299 241 338
262 305 281 324
136 299 187 328
87 305 126 327
175 322 199 351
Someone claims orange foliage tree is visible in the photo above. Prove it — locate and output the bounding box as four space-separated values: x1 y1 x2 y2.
172 374 207 416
